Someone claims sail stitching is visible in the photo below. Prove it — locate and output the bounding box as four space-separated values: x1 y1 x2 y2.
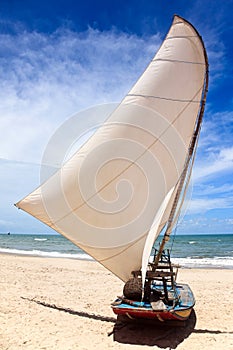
152 58 205 65
99 232 147 262
54 85 204 227
173 20 186 25
166 35 198 39
127 93 200 103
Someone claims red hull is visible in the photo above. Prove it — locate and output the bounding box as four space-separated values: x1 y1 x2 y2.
112 306 192 321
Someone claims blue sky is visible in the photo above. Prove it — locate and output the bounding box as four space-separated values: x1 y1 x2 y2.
0 0 233 234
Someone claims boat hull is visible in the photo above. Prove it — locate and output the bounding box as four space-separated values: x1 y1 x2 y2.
112 305 193 321
112 283 194 322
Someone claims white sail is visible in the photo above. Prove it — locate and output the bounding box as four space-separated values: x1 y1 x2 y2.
15 16 208 283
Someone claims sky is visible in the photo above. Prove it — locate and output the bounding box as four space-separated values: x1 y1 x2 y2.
0 0 233 234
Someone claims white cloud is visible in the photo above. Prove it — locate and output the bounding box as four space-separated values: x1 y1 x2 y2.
189 146 233 215
184 197 233 215
194 183 233 196
199 110 233 150
0 26 161 164
189 110 233 216
221 147 233 162
178 215 233 234
193 145 233 181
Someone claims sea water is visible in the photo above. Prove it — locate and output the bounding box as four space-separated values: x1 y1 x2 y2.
0 233 232 269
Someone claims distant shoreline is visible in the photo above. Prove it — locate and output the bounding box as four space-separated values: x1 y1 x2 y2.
1 232 232 269
0 251 232 270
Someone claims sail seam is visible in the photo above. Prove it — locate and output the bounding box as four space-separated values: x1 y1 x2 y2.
166 35 198 40
127 93 200 103
173 20 186 25
53 85 203 227
152 58 205 65
99 233 147 262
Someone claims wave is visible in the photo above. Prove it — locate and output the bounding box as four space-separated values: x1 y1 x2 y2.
172 257 233 269
34 238 48 241
1 247 232 269
0 247 93 260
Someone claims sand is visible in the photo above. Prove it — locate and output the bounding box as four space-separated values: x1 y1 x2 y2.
0 254 233 350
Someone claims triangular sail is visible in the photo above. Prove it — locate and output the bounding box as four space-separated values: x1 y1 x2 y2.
15 16 208 283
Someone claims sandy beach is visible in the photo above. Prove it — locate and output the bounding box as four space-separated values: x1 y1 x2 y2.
1 254 233 350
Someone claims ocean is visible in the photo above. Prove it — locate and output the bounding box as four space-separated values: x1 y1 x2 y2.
0 233 233 269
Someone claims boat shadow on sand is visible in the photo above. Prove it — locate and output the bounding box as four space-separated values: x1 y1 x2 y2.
22 296 196 348
111 310 197 349
22 298 231 349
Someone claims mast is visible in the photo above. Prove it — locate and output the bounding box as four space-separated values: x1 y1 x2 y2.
153 16 209 268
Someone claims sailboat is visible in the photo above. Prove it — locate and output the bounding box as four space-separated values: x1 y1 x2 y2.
15 15 208 323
